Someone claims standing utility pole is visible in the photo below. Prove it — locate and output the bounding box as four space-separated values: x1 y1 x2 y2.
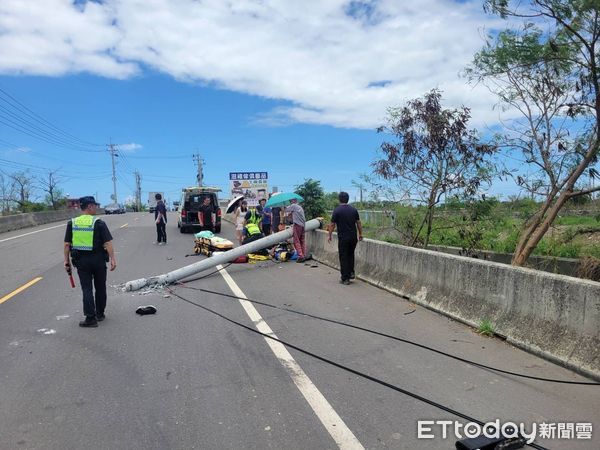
193 152 204 186
134 171 142 211
108 143 118 204
351 180 364 204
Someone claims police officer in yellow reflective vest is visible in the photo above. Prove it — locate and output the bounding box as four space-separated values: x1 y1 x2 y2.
243 206 262 232
64 196 117 328
242 221 263 245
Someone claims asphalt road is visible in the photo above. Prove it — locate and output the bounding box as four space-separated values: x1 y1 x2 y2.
0 213 598 450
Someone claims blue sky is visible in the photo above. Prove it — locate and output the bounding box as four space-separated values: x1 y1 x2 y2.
0 0 522 206
0 73 384 205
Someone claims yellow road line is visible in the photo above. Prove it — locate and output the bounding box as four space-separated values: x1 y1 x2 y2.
0 277 43 305
120 223 129 228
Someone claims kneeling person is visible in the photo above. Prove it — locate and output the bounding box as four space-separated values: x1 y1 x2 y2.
242 221 269 256
242 221 264 245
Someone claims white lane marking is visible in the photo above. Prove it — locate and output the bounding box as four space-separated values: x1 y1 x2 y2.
217 265 364 450
120 223 128 229
36 328 56 335
0 224 65 243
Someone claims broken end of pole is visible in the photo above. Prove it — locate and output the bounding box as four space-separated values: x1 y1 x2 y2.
125 278 148 292
125 275 167 292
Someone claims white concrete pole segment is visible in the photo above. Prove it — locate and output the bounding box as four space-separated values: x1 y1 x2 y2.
125 218 322 291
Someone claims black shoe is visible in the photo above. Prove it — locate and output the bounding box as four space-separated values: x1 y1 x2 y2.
296 257 306 263
339 279 351 285
96 313 105 322
136 305 157 315
79 317 98 327
350 272 356 280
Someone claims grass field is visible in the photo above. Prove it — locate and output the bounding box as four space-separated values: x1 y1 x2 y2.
358 200 600 260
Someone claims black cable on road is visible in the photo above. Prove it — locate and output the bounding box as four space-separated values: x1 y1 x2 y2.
174 281 599 386
167 287 549 450
178 263 233 282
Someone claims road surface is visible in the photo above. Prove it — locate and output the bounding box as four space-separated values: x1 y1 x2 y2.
0 213 598 449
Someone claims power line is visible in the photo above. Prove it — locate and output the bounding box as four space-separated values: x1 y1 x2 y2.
115 149 138 175
168 288 549 450
116 172 135 193
0 145 104 169
121 154 190 160
0 102 97 150
0 85 103 148
0 115 103 153
0 157 62 173
0 86 104 154
0 159 113 181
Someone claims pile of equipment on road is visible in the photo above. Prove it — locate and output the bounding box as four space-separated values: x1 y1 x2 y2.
193 231 234 257
190 231 299 263
125 218 323 292
271 242 297 262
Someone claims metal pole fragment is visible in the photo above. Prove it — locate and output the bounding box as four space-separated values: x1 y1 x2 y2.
125 218 322 291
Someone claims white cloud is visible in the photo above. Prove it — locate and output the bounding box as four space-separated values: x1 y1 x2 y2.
0 0 506 128
0 145 32 157
118 142 142 152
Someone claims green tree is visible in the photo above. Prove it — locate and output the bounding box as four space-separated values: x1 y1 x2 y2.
373 89 495 247
323 191 340 211
21 201 47 212
468 0 600 266
295 178 326 219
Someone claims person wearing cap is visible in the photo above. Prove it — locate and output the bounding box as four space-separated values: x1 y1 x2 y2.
63 196 117 327
285 198 307 263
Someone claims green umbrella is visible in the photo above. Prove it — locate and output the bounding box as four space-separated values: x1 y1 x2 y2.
265 192 304 208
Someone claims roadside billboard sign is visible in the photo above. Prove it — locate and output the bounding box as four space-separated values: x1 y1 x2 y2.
229 172 268 206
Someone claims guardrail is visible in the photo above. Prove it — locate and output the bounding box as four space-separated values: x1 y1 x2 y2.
0 210 82 233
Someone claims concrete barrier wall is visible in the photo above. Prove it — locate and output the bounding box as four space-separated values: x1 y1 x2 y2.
0 210 80 233
307 230 600 380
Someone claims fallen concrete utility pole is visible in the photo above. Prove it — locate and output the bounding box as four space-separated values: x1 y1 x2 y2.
125 218 322 291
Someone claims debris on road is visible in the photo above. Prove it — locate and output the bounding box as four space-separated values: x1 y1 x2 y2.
125 219 323 291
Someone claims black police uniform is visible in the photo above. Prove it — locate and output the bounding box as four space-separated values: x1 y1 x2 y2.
64 219 113 319
331 204 361 282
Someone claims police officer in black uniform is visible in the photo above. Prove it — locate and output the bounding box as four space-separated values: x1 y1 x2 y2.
64 196 117 327
327 192 363 285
